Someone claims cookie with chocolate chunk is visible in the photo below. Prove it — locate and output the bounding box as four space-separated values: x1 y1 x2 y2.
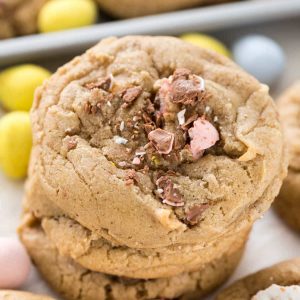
20 36 286 299
0 290 54 300
216 258 300 300
274 81 300 231
0 0 47 39
96 0 236 18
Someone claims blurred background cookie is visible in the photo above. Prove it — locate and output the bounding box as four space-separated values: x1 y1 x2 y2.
274 81 300 232
96 0 236 18
215 258 300 299
0 0 48 39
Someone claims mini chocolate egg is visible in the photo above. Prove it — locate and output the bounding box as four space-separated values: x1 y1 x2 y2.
232 35 285 86
0 237 31 288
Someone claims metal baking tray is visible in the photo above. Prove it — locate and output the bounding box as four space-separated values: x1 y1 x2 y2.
0 0 300 66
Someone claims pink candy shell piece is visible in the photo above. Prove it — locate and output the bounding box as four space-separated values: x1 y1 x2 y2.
0 237 31 289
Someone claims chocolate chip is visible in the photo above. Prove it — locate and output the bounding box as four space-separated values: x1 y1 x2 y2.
148 128 174 155
121 86 143 108
156 176 184 207
84 76 112 91
170 79 202 106
186 204 209 225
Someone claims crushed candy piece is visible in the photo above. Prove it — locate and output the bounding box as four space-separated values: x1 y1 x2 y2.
186 204 209 225
113 135 128 145
132 157 141 165
119 121 125 131
156 176 185 207
121 86 142 108
188 118 219 159
177 109 186 125
84 76 112 91
148 128 175 155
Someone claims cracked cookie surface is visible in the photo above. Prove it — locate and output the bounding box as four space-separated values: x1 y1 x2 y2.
25 36 286 249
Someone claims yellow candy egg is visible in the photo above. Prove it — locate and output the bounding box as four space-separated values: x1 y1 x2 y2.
0 64 51 111
180 33 231 58
0 112 32 179
38 0 98 33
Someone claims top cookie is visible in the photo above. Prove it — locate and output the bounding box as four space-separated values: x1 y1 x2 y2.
25 36 286 249
215 258 300 299
0 290 54 300
96 0 234 18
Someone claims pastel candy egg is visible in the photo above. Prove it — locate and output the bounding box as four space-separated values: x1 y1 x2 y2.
0 112 32 179
38 0 98 33
0 237 31 289
232 35 285 86
180 33 231 57
0 64 51 111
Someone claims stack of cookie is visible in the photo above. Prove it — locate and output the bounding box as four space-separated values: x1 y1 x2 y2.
19 36 287 300
0 0 47 39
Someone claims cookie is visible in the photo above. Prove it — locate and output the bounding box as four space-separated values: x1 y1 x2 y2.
215 258 300 300
20 223 248 300
96 0 235 18
0 0 47 39
21 36 287 298
0 290 54 300
274 81 300 231
21 208 251 279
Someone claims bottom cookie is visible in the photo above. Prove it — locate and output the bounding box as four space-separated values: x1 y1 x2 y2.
20 225 248 300
0 290 54 300
215 258 300 300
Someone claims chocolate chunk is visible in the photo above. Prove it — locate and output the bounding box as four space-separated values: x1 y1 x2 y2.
84 76 112 91
148 128 174 155
156 176 184 207
121 86 143 108
170 78 203 106
186 204 209 225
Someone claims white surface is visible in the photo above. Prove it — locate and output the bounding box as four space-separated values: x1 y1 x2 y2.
1 0 300 65
1 16 300 300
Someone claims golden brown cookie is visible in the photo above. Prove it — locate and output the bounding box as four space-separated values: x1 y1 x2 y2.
21 209 251 279
20 36 287 299
0 0 47 39
0 290 54 300
274 81 300 231
20 222 248 300
215 258 300 300
96 0 235 18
